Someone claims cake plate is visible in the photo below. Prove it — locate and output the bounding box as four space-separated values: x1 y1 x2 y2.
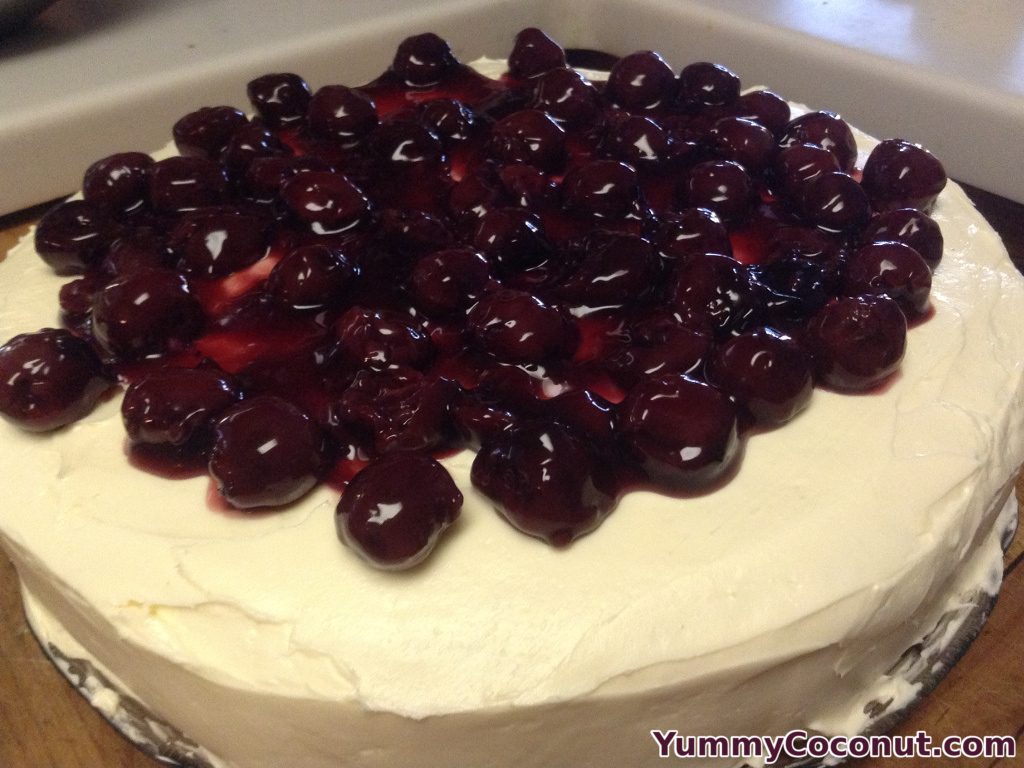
32 495 1018 768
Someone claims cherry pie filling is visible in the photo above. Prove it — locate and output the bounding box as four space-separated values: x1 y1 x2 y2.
0 29 947 569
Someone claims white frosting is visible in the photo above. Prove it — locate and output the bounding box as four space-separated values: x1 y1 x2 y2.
2 61 1024 768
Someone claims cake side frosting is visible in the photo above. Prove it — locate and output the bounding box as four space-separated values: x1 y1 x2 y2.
2 59 1024 768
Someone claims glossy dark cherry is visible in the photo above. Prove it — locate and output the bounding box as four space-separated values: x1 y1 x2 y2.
246 72 312 129
148 156 230 214
410 247 491 315
329 368 456 455
219 123 290 181
172 106 248 160
532 68 600 127
731 89 791 134
266 244 355 311
677 159 754 224
280 171 370 235
417 98 477 146
391 32 459 87
122 365 241 450
243 155 334 203
336 452 462 569
471 420 618 546
369 120 445 167
860 139 947 213
800 171 872 233
860 208 943 269
209 395 326 509
778 111 858 174
605 312 714 386
172 209 272 279
706 116 775 172
654 207 732 263
557 231 657 307
606 51 676 111
621 373 740 489
307 85 379 147
670 252 756 337
332 306 435 371
82 152 154 216
709 327 813 425
805 295 907 391
499 164 557 210
34 199 120 275
603 115 671 170
101 231 174 277
488 109 566 171
470 208 551 275
0 329 112 432
507 27 567 79
91 268 205 359
677 61 741 107
772 144 842 201
562 160 641 220
842 241 932 319
468 288 579 363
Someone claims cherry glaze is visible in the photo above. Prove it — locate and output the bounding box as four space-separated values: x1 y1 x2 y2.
8 29 949 565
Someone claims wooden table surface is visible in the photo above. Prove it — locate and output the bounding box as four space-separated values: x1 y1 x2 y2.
1 188 1023 768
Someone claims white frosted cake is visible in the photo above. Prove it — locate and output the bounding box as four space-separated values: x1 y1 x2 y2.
1 32 1024 768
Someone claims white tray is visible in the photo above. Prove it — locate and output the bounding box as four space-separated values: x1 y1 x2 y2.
1 0 1023 215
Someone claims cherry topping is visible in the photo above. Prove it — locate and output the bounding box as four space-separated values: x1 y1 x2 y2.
778 111 858 174
332 306 435 371
91 268 205 360
219 123 290 181
171 209 272 279
531 68 600 127
246 73 312 129
709 327 813 425
307 85 378 147
805 294 907 391
471 421 618 546
800 171 871 233
417 98 477 146
280 171 370 235
677 159 754 224
148 156 229 214
369 120 445 167
860 208 943 269
621 373 740 489
468 288 579 363
861 139 947 213
0 329 112 432
606 51 676 111
487 109 566 171
772 144 842 201
336 452 462 569
731 89 791 133
678 61 741 107
329 368 456 455
410 247 491 315
605 312 713 386
603 115 671 170
654 207 732 263
101 231 174 277
172 106 248 160
670 252 757 337
470 208 551 276
508 27 567 79
706 116 776 172
562 160 642 220
392 33 459 87
243 155 333 203
82 152 154 216
266 244 355 311
122 365 241 450
842 241 932 319
209 396 326 509
557 231 657 308
34 199 120 275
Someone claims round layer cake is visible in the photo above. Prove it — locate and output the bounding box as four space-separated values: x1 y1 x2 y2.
2 31 1024 768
